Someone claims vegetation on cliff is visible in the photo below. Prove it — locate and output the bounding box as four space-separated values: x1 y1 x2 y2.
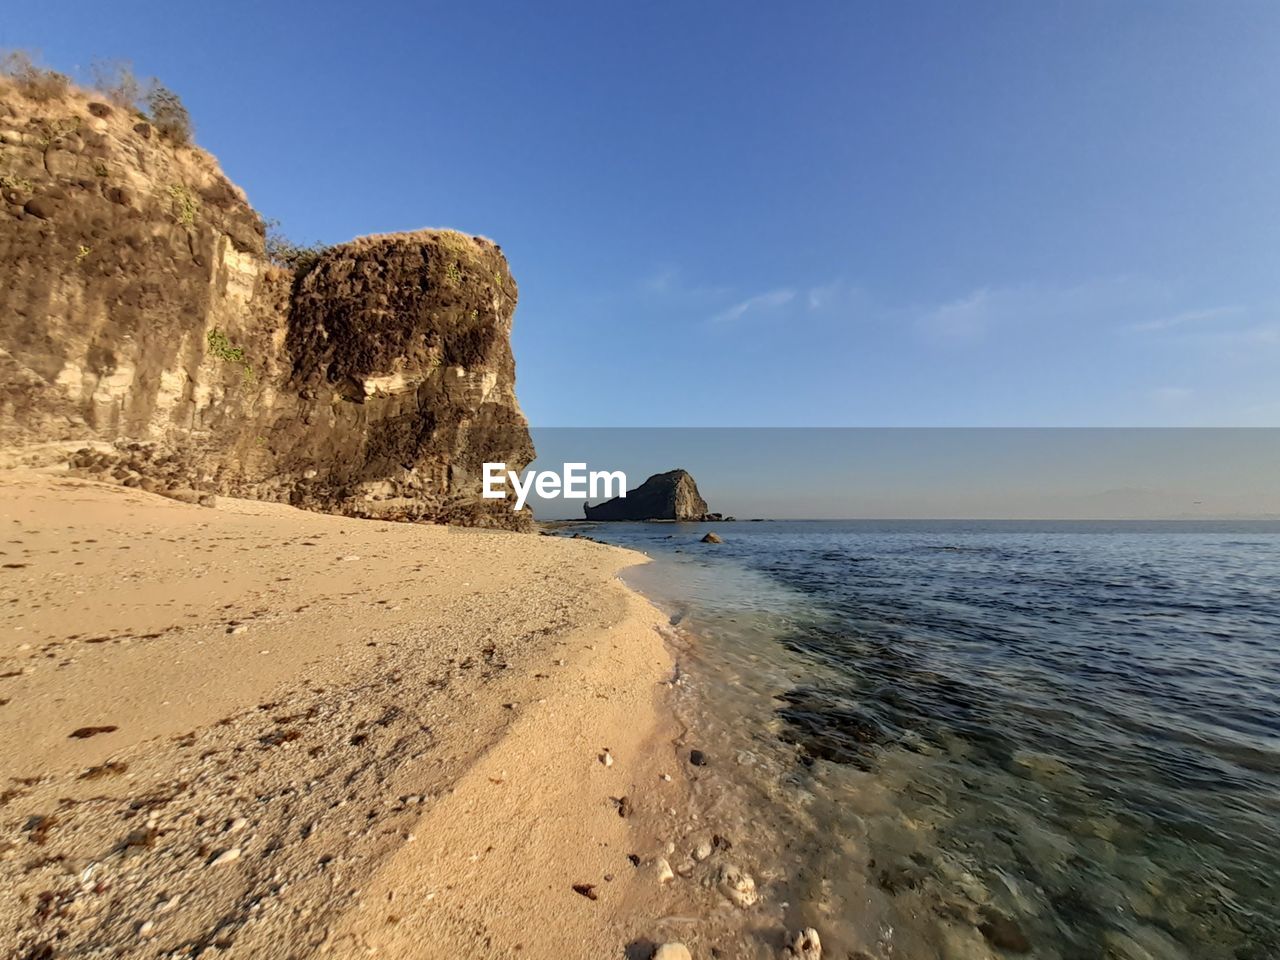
4 52 193 145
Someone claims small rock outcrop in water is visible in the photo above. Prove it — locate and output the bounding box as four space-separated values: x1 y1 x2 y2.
583 469 715 521
0 77 533 528
700 532 722 544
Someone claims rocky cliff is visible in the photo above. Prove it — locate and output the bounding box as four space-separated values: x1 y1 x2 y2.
0 76 533 527
584 469 714 521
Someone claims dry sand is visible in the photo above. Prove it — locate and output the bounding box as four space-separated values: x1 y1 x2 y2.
0 471 705 959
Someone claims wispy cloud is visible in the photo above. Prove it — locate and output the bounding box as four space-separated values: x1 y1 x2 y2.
1198 323 1280 348
806 280 843 310
914 276 1168 345
643 266 680 295
645 267 675 293
1127 303 1280 351
1151 386 1192 404
918 287 1000 340
710 288 796 324
640 266 731 303
1129 305 1243 334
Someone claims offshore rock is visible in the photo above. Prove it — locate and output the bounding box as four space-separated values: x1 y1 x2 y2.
584 469 712 521
0 76 533 529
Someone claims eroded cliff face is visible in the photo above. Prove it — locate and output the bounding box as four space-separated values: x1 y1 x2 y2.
0 78 533 527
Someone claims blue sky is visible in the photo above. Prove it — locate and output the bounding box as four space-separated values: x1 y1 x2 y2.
7 1 1279 427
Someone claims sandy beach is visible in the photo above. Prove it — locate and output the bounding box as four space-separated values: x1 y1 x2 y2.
0 472 692 958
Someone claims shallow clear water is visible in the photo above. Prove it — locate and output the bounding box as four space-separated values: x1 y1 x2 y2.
581 520 1280 959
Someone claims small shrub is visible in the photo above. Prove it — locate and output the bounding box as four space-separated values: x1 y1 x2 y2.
263 219 329 276
36 116 82 149
89 59 142 111
0 172 34 194
434 230 490 288
75 245 91 263
145 83 193 146
207 329 256 383
207 329 246 363
434 229 483 263
168 183 198 226
0 51 70 101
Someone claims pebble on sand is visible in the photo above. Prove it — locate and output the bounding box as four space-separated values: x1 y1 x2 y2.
209 847 241 866
716 864 759 907
654 857 675 884
653 944 692 960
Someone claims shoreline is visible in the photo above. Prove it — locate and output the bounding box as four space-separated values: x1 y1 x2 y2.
0 472 689 958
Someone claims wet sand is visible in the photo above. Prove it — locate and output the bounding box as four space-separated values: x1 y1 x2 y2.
0 472 689 958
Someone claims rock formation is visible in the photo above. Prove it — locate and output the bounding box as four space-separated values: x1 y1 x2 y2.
583 468 716 521
0 76 533 527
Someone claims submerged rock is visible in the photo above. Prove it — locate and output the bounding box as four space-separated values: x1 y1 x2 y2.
978 906 1031 953
775 687 890 769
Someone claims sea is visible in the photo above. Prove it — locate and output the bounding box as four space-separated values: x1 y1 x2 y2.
574 519 1280 960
